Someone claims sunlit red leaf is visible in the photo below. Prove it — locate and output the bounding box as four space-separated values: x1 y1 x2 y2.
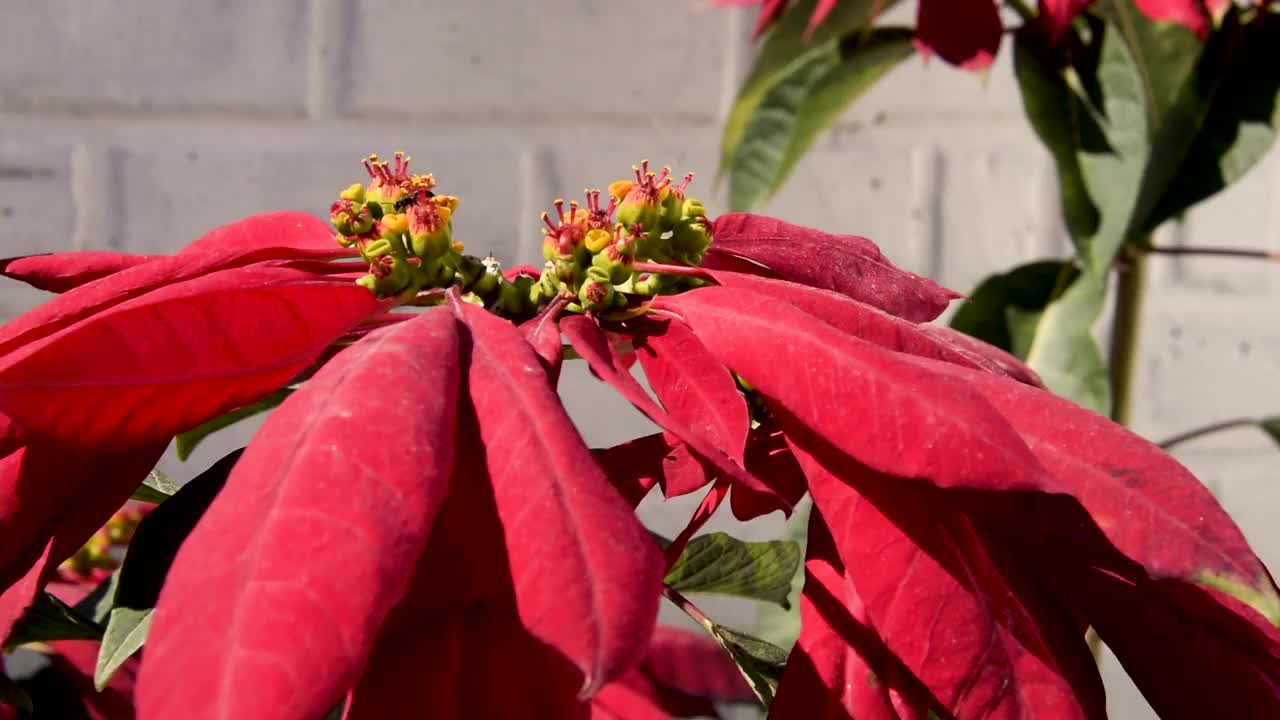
454 300 664 697
705 213 959 322
634 318 749 465
0 251 160 294
137 308 462 720
0 264 385 448
789 441 1104 718
1133 0 1216 37
0 212 355 358
916 0 1003 70
704 270 1040 385
902 353 1278 614
561 314 786 511
521 298 568 387
1040 0 1095 38
658 287 1051 496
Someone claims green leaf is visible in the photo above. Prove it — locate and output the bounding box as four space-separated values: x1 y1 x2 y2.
93 449 239 687
0 672 33 715
1024 270 1112 415
5 592 103 649
730 45 839 211
664 532 802 609
728 27 915 210
708 623 789 708
130 469 178 504
1096 0 1201 130
950 260 1076 358
73 569 120 625
1012 32 1104 242
175 388 292 461
1076 21 1151 273
94 607 152 690
720 0 899 179
1141 11 1280 232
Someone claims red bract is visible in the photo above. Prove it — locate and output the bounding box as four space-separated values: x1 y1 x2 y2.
452 300 663 697
0 251 161 294
915 0 1003 70
705 213 960 322
0 265 383 449
3 154 1278 720
0 212 355 358
138 309 463 720
0 417 163 642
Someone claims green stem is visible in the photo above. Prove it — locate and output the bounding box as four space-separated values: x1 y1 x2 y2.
662 585 716 633
1108 250 1148 427
1158 418 1263 450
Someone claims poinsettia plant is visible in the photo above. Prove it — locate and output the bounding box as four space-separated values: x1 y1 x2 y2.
718 0 1280 436
0 152 1278 719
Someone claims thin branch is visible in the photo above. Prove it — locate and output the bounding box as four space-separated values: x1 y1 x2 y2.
1145 246 1280 261
1158 418 1264 451
662 585 716 632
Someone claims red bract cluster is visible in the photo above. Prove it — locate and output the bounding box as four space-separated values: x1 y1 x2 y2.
724 0 1260 69
0 157 1277 719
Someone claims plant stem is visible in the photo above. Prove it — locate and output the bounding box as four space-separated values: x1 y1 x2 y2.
631 261 713 279
1158 418 1263 450
1108 250 1148 427
1145 245 1280 261
662 585 716 633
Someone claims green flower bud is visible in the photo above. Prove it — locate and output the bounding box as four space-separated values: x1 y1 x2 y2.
579 277 614 312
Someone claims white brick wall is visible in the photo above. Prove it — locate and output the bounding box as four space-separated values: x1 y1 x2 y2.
2 2 1278 717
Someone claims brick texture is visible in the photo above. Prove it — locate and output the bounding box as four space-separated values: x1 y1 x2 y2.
2 2 1279 718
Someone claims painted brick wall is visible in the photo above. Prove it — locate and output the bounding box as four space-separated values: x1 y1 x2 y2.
2 2 1277 717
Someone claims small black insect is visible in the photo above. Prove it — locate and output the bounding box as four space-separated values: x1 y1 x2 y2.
393 189 436 212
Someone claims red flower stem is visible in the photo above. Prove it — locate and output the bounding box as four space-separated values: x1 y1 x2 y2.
662 585 715 633
663 478 730 572
631 261 715 279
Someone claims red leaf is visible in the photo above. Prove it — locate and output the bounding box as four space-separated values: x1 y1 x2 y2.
0 418 163 643
136 308 462 720
916 324 1043 387
703 270 1041 386
453 300 664 697
0 251 161 293
0 264 384 448
0 212 354 358
772 514 930 720
790 444 1104 719
177 210 350 262
347 412 593 719
46 640 137 720
592 434 671 509
658 287 1051 495
642 625 756 704
1133 0 1213 37
520 296 568 387
706 213 960 322
915 0 1003 70
730 422 809 521
634 318 749 465
561 314 787 512
1039 0 1094 38
902 354 1278 614
591 625 755 719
